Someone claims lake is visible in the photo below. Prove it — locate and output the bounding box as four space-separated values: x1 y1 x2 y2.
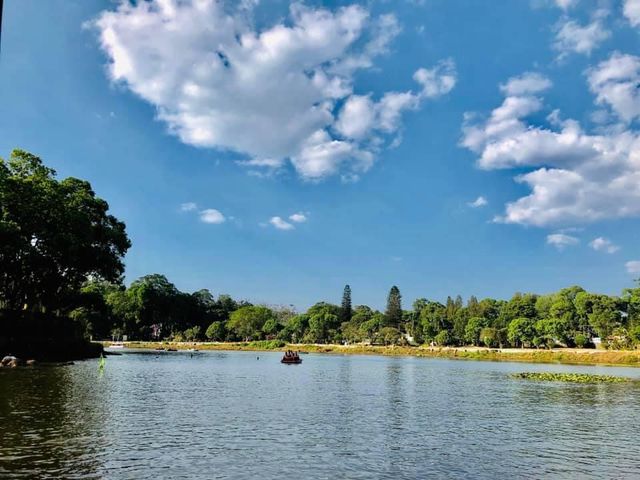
1 350 639 479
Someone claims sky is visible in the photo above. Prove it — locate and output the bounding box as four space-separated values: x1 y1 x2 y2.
1 0 640 310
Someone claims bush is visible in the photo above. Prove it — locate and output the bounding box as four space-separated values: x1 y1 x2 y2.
574 333 588 348
247 340 286 349
479 327 498 348
630 326 640 346
434 330 453 346
205 321 226 341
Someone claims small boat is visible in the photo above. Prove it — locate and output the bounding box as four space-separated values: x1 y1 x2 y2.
281 350 302 364
166 348 177 352
108 342 125 349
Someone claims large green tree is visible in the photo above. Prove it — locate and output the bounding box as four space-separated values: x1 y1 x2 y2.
0 150 130 313
227 305 275 341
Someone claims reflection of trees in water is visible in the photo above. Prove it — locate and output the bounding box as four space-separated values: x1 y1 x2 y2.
0 365 108 478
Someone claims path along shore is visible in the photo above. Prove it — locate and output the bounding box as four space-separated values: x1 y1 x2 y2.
102 341 640 367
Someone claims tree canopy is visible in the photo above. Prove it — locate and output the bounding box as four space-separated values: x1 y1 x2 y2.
0 150 130 313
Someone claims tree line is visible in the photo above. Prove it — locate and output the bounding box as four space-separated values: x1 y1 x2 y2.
72 278 640 349
2 149 640 351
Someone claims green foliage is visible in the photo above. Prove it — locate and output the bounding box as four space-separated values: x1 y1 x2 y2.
227 305 275 341
464 317 488 345
0 150 130 313
385 286 402 328
479 327 499 348
183 326 201 341
262 318 281 338
377 327 402 345
205 321 226 341
434 330 454 346
247 339 286 349
574 333 589 348
340 285 352 323
507 317 536 347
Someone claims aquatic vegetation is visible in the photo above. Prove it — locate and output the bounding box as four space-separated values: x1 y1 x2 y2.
511 372 631 383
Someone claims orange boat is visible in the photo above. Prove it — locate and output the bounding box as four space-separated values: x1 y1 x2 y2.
281 350 302 364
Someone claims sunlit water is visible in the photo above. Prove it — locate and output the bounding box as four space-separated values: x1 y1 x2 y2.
1 350 640 479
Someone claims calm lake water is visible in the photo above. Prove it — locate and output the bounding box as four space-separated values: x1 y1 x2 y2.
1 351 640 479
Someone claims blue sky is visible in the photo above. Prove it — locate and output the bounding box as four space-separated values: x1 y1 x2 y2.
1 0 640 310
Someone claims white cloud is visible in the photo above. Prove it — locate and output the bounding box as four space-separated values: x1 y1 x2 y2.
180 202 198 212
468 196 488 208
461 60 640 227
589 237 620 253
624 0 640 27
626 260 640 274
553 19 610 58
587 52 640 123
555 0 578 10
199 209 226 224
499 72 552 96
334 59 456 143
289 212 308 223
547 233 579 250
92 1 455 181
269 216 295 230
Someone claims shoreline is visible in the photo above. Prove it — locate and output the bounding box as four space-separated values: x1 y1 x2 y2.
101 341 640 367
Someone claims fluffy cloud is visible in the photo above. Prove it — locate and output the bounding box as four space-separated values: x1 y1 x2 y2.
589 237 620 253
269 216 295 230
199 209 226 224
587 52 640 123
626 260 640 274
335 60 455 138
499 72 552 96
547 233 579 250
624 0 640 27
92 0 455 181
289 212 307 223
461 58 640 227
553 18 610 58
468 196 488 208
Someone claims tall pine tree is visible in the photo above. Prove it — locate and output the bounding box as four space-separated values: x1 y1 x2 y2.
385 286 402 328
340 284 352 323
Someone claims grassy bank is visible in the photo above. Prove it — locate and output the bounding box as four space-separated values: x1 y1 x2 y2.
102 341 640 367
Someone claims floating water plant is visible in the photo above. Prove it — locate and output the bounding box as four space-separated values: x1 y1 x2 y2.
511 372 630 383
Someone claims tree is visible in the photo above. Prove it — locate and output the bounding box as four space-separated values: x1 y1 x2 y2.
479 327 499 348
378 327 402 345
262 318 281 338
126 274 182 339
340 284 352 323
205 321 226 341
0 149 130 313
308 310 339 343
385 286 402 328
535 317 571 346
588 295 622 339
277 314 309 343
227 305 275 341
507 317 536 347
418 301 447 339
464 317 488 345
434 330 454 346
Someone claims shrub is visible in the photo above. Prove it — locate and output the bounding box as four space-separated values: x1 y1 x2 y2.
574 333 588 348
434 330 453 346
247 340 286 349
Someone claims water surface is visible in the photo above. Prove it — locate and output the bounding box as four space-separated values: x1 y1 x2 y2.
1 351 639 479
